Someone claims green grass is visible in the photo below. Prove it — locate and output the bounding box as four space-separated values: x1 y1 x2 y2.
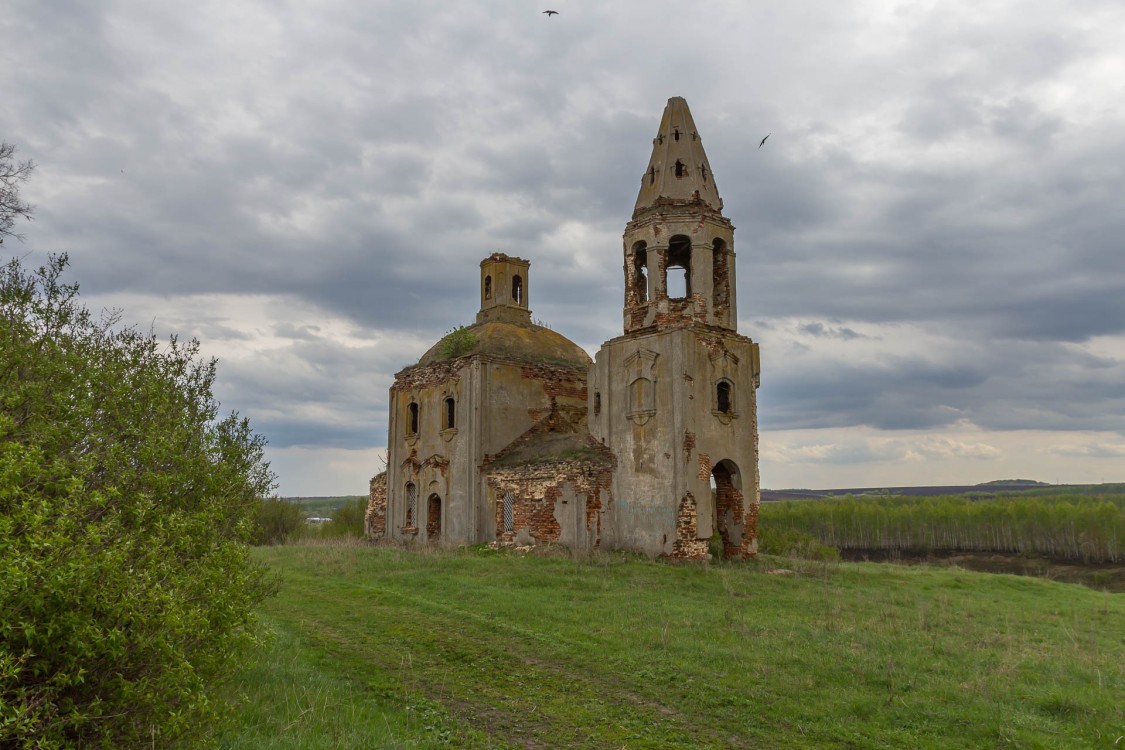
217 544 1125 749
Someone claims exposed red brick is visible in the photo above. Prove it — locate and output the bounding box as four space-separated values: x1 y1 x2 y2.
391 359 463 392
672 492 708 559
697 452 712 481
365 472 387 538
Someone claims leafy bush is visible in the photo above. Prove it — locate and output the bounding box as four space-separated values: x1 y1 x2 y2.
0 255 275 748
323 496 368 537
253 498 307 545
759 528 840 562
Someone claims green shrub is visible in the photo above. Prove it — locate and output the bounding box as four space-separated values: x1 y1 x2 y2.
707 532 724 561
323 496 368 537
253 498 307 545
438 325 478 359
759 528 840 562
0 255 275 748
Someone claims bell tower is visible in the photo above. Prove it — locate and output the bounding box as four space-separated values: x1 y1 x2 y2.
590 97 761 560
623 96 737 333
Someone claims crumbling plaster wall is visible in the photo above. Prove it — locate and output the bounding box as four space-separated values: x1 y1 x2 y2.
484 458 613 552
382 353 590 546
590 325 759 559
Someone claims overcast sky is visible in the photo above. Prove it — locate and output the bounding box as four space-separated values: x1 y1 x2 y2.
4 0 1124 495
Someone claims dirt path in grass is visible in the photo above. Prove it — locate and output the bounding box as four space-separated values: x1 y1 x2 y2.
267 573 726 749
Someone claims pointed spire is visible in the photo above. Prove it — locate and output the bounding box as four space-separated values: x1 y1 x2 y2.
634 97 723 214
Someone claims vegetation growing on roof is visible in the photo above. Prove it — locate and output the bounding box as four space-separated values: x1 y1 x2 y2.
437 325 479 359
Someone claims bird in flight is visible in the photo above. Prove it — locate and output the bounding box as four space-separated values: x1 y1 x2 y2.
542 9 559 16
758 133 771 149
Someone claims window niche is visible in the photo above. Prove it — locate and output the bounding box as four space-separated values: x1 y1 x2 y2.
627 376 655 425
484 275 492 300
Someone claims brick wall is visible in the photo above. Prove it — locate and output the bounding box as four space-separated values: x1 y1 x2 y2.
365 471 387 538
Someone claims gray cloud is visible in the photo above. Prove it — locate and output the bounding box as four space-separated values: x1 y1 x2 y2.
5 0 1125 492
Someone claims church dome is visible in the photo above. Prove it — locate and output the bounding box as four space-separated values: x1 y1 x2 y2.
417 319 591 368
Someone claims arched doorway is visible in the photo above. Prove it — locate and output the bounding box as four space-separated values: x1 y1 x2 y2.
710 460 746 559
426 493 442 540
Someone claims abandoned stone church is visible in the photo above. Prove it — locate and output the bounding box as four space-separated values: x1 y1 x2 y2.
365 97 762 559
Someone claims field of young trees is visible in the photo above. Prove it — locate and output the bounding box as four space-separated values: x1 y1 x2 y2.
760 490 1125 563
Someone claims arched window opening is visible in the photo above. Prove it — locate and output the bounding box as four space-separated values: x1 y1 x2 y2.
405 482 418 528
647 166 655 185
594 392 602 416
666 235 692 299
700 164 708 183
673 127 681 141
674 159 686 178
632 242 648 304
716 380 733 414
443 397 455 429
408 402 419 435
712 238 729 313
512 275 523 306
484 275 492 300
427 494 442 539
502 493 515 533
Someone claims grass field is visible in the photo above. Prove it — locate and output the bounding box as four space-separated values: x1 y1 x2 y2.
216 543 1125 749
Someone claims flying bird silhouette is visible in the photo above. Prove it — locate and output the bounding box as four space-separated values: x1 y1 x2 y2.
758 133 770 149
542 9 559 16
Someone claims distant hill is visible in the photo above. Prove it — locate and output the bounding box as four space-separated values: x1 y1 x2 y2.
760 482 1099 502
976 479 1050 487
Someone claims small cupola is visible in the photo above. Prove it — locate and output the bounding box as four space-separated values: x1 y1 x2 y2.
477 253 532 324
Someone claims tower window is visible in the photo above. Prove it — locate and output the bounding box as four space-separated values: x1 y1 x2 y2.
666 235 692 299
444 396 455 429
594 392 602 416
674 159 685 178
408 402 419 435
484 275 492 300
647 166 655 185
512 275 523 305
716 380 733 414
632 242 648 304
673 127 681 141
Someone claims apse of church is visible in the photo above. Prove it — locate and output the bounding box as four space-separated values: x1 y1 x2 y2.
367 97 761 559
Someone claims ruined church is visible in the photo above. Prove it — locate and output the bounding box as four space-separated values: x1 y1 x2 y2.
365 97 761 559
